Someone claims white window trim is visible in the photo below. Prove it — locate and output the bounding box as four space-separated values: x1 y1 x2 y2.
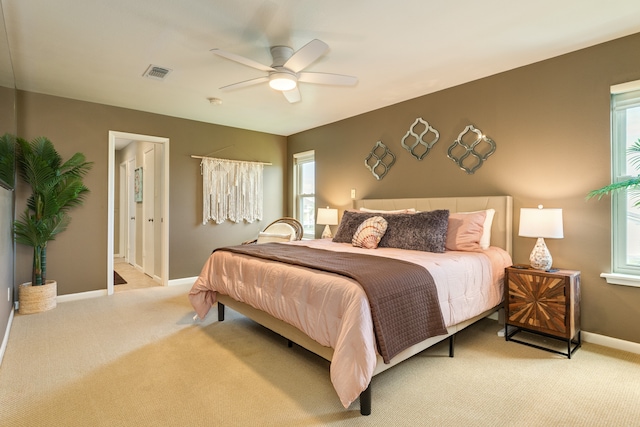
606 81 640 284
601 272 640 287
293 150 315 239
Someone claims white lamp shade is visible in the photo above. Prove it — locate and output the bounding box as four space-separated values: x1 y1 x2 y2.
316 207 338 225
518 207 564 239
317 207 338 239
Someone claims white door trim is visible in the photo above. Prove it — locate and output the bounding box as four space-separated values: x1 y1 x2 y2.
127 158 136 265
142 145 155 278
108 131 170 295
118 161 126 258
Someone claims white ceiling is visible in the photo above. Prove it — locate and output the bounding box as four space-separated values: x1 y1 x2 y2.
3 0 640 136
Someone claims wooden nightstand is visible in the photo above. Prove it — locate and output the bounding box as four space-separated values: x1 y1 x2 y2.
504 265 581 358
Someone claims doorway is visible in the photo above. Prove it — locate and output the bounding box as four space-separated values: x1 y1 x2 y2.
107 131 169 296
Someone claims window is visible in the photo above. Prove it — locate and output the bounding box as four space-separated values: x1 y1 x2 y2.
611 87 640 276
293 150 315 239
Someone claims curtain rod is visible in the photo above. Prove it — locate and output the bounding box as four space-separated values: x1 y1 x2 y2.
191 155 272 166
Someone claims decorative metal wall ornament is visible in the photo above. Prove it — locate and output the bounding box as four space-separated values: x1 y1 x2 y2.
401 118 440 160
365 141 396 180
447 125 496 174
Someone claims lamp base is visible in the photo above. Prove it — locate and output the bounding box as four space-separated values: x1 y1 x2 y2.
321 224 333 239
529 237 553 270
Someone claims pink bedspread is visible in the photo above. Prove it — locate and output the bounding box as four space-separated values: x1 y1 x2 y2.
189 239 512 408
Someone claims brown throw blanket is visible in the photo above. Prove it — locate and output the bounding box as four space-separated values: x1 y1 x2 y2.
217 243 447 363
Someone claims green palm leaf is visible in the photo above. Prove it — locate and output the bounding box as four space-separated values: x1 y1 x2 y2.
628 140 640 170
588 138 640 206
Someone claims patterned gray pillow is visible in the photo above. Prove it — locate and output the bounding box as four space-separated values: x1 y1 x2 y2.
333 210 449 253
333 210 376 243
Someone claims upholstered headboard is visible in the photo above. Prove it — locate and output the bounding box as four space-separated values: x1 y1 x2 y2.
354 196 513 255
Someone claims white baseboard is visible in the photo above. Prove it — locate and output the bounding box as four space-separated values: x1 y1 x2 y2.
582 331 640 355
51 276 193 301
57 289 108 303
168 276 198 287
0 307 14 367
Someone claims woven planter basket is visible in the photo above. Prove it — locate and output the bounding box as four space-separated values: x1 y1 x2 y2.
19 280 57 314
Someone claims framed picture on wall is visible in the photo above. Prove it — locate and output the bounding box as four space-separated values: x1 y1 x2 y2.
134 167 143 203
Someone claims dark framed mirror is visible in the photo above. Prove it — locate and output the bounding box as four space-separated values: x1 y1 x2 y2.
0 1 15 190
0 1 17 325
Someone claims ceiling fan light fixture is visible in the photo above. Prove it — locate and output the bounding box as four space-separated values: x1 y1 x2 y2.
212 39 355 103
269 72 297 91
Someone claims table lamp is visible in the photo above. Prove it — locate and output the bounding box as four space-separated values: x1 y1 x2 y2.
317 207 338 239
518 205 564 270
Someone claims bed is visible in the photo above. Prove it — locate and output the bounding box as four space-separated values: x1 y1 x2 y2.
189 196 513 415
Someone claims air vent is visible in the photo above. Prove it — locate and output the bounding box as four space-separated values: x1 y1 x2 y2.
143 65 172 81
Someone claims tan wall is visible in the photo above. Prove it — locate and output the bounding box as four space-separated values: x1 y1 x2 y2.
0 85 15 140
288 33 640 344
15 91 287 294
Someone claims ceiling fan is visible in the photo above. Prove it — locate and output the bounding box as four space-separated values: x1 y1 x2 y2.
211 39 358 103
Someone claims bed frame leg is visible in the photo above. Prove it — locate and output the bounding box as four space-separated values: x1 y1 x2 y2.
217 302 225 321
360 384 371 416
449 334 455 357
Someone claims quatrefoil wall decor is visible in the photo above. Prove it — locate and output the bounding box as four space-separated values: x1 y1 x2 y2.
401 118 440 160
447 125 496 174
365 141 396 180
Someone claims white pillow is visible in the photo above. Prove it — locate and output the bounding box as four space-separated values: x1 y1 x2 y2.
458 208 495 249
256 232 291 244
359 207 416 214
480 209 495 249
263 223 295 240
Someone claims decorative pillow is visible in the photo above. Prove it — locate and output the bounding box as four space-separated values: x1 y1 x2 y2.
452 208 495 249
263 222 295 239
334 209 449 253
359 207 416 214
379 210 449 252
446 210 487 252
352 216 388 249
333 210 375 243
256 232 291 244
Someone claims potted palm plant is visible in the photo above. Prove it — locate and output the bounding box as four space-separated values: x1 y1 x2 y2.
588 139 640 203
13 136 92 314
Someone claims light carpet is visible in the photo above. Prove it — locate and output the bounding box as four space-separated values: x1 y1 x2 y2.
1 283 639 426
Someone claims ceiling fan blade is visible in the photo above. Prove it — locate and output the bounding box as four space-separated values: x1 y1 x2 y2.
211 48 275 72
220 76 269 90
298 72 358 86
282 87 301 103
283 39 329 73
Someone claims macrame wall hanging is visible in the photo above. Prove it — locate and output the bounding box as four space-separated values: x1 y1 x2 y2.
196 156 266 224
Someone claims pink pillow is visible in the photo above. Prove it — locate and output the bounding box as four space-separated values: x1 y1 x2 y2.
445 210 487 252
